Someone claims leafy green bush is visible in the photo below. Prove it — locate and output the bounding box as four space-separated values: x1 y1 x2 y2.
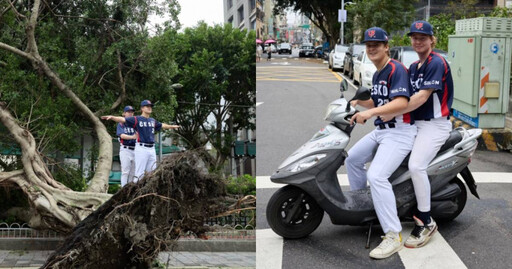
52 163 87 191
225 174 255 196
108 184 121 194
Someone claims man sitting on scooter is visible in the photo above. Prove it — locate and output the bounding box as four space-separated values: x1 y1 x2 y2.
347 27 417 259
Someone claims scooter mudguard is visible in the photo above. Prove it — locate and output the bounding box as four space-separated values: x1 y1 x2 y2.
459 166 480 199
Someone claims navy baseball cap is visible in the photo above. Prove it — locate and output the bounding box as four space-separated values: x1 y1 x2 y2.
363 27 389 43
140 100 154 107
123 105 135 112
407 20 434 36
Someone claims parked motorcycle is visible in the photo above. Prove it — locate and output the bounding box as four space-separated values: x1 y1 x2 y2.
266 80 481 246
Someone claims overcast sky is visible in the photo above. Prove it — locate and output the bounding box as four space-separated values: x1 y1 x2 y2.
177 0 224 29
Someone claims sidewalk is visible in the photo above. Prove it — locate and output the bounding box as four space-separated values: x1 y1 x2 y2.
0 250 256 268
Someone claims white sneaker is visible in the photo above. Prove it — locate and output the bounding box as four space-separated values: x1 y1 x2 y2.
405 216 438 248
369 231 403 259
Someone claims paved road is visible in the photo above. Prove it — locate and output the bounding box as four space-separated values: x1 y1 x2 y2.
256 56 512 269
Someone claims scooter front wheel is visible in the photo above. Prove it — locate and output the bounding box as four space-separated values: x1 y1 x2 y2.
266 185 324 239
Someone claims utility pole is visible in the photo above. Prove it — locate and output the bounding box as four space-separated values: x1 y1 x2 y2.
426 0 431 20
340 0 344 44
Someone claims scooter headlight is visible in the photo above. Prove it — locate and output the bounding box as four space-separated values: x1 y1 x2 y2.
325 104 340 119
286 154 327 173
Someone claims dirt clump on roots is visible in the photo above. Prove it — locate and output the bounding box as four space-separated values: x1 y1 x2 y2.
43 150 226 268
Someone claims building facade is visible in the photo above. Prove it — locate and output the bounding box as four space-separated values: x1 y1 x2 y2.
224 0 257 31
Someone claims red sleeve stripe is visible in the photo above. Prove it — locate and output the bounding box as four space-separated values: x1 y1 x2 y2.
433 52 450 117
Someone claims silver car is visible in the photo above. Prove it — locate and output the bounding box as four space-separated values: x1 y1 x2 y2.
328 44 349 71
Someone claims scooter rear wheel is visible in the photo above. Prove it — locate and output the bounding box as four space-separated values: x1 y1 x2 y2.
266 185 324 239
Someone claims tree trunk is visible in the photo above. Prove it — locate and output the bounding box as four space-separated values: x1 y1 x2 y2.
43 151 226 268
0 0 111 193
0 103 111 233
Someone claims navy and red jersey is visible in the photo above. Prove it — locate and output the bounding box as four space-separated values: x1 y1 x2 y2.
371 59 413 126
124 116 162 144
116 123 136 147
409 51 453 120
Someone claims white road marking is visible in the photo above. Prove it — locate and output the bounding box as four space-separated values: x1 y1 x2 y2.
256 229 283 269
256 102 264 107
257 172 512 189
399 223 467 269
256 222 467 269
339 72 357 89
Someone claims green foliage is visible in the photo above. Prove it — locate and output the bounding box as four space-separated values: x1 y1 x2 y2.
108 184 121 194
489 7 512 18
0 0 182 179
52 164 88 191
346 0 417 43
225 174 256 196
148 23 255 170
429 14 456 52
389 33 411 48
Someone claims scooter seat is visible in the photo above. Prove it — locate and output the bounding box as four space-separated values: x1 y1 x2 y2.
400 129 463 166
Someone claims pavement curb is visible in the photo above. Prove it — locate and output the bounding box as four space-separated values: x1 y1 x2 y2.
450 116 512 152
0 238 255 252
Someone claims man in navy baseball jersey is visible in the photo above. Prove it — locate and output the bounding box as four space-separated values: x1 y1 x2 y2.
382 20 454 248
102 100 180 182
346 27 417 259
117 105 137 186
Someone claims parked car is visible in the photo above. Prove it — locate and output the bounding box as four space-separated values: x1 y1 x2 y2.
278 43 292 54
328 44 349 71
353 51 376 88
343 43 366 79
390 46 448 68
299 43 315 57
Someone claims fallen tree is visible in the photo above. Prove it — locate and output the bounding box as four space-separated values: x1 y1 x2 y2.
0 102 111 233
43 151 228 268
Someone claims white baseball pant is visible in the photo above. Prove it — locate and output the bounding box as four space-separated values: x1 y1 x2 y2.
134 145 157 182
346 124 417 233
119 146 135 186
409 118 452 212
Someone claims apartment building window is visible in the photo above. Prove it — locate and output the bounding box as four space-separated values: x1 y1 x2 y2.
250 0 256 10
238 6 244 25
228 0 233 9
228 16 234 25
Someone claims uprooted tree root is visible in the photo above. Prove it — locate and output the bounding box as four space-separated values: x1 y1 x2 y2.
43 151 228 269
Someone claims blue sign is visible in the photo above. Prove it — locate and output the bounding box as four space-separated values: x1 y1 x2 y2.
490 42 499 54
453 109 479 127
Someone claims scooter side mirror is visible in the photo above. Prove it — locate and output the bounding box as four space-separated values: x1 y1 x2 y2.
340 80 348 93
352 87 371 101
346 87 371 112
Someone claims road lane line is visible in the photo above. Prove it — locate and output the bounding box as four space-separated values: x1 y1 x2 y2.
256 229 283 269
339 72 358 89
256 102 264 107
257 172 512 189
329 69 343 82
399 223 467 269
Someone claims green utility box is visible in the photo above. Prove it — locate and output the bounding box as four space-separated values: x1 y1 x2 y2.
448 17 512 128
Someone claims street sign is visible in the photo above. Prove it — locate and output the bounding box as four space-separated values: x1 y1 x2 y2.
338 9 347 22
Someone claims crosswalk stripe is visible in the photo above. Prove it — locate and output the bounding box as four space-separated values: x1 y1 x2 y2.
256 172 512 189
256 224 466 269
256 229 283 269
399 223 467 269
